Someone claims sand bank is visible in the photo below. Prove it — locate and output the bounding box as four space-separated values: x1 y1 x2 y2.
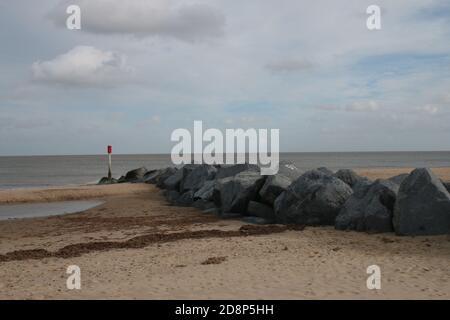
0 183 151 204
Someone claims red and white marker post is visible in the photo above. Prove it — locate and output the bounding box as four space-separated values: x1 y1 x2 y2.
107 145 112 181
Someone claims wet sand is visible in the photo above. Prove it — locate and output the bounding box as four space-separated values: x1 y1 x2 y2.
0 168 449 299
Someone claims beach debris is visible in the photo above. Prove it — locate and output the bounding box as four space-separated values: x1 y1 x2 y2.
201 256 227 265
0 225 304 263
335 179 398 233
394 168 450 236
259 161 303 206
274 169 353 225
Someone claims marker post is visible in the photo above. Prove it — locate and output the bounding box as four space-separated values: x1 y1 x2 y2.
107 145 112 181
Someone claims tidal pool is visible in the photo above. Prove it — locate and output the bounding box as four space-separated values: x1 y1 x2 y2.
0 200 104 220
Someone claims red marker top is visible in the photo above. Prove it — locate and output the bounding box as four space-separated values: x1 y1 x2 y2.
107 145 112 154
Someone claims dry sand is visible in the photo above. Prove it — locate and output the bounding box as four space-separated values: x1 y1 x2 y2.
0 168 449 299
0 183 151 204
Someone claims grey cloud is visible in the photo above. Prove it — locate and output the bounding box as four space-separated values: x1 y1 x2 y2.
316 101 380 113
48 0 225 42
266 59 314 74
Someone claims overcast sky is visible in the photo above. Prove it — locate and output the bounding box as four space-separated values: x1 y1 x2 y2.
1 0 450 155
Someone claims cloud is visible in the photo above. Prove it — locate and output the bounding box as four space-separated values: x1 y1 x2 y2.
345 101 380 112
137 115 161 128
48 0 225 42
32 46 133 86
316 101 380 113
418 105 439 115
266 59 313 74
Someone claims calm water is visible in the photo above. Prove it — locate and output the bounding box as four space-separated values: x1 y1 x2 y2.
0 152 449 189
0 200 104 220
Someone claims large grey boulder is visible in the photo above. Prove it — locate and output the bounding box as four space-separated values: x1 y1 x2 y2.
334 169 365 188
247 201 275 221
174 190 195 207
193 180 215 202
162 169 184 190
124 167 147 182
393 168 450 236
156 168 178 188
335 179 398 233
144 167 176 185
317 167 334 176
212 170 266 214
164 190 181 204
388 173 409 185
259 162 303 206
180 164 217 193
274 170 353 225
215 164 260 179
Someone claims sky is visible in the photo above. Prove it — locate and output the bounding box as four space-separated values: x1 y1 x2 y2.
0 0 450 155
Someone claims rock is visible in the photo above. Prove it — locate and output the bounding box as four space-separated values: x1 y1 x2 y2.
117 175 127 183
317 167 334 176
162 169 184 190
124 167 147 182
98 177 118 185
388 174 409 185
335 179 398 233
181 164 217 193
143 170 162 184
220 212 243 219
156 168 179 188
334 169 365 188
174 190 195 207
259 162 303 206
442 181 450 193
393 168 450 236
192 200 216 210
213 170 266 214
146 167 178 187
144 168 174 184
203 207 220 215
164 190 181 204
241 216 274 225
215 164 260 179
274 170 353 225
193 180 216 202
247 201 275 221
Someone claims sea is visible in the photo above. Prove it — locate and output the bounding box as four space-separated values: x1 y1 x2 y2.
1 152 450 190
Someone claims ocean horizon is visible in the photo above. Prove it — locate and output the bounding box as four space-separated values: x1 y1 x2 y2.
1 151 449 189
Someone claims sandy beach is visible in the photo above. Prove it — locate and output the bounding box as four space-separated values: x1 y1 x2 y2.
0 168 449 299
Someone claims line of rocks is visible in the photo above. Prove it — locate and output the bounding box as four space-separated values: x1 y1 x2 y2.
100 165 450 236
